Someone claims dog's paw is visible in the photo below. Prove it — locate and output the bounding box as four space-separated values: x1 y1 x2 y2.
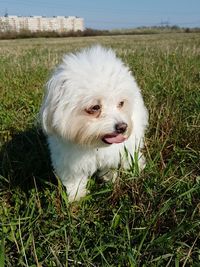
67 188 89 202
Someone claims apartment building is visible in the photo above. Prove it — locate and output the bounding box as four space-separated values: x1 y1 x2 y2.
0 15 84 32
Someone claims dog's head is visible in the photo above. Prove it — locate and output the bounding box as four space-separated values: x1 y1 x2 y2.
41 46 141 147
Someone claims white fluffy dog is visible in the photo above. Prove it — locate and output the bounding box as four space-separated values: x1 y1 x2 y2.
40 45 148 202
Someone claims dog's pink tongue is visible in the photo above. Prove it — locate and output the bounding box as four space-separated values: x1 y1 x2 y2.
103 134 126 144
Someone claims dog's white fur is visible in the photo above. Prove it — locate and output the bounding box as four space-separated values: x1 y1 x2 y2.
40 45 148 202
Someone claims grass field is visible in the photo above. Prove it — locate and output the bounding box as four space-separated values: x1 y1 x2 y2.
0 33 200 266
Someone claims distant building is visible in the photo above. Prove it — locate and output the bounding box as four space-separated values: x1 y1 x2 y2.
0 15 84 32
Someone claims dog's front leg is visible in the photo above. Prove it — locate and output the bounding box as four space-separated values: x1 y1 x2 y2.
62 175 88 202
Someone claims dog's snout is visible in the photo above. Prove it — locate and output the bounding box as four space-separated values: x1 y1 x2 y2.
115 122 128 134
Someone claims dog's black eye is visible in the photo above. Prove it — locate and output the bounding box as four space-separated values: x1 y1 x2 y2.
118 101 124 108
86 104 101 114
92 105 101 111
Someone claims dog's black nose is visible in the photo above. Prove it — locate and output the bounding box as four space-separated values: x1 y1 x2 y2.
115 122 128 133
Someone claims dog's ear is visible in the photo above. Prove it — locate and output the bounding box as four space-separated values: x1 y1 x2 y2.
40 72 67 135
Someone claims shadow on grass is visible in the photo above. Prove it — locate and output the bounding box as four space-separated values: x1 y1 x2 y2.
0 128 56 192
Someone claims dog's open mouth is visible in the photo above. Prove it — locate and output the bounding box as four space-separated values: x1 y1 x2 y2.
102 133 127 144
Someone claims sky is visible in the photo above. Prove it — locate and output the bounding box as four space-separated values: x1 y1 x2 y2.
0 0 200 30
